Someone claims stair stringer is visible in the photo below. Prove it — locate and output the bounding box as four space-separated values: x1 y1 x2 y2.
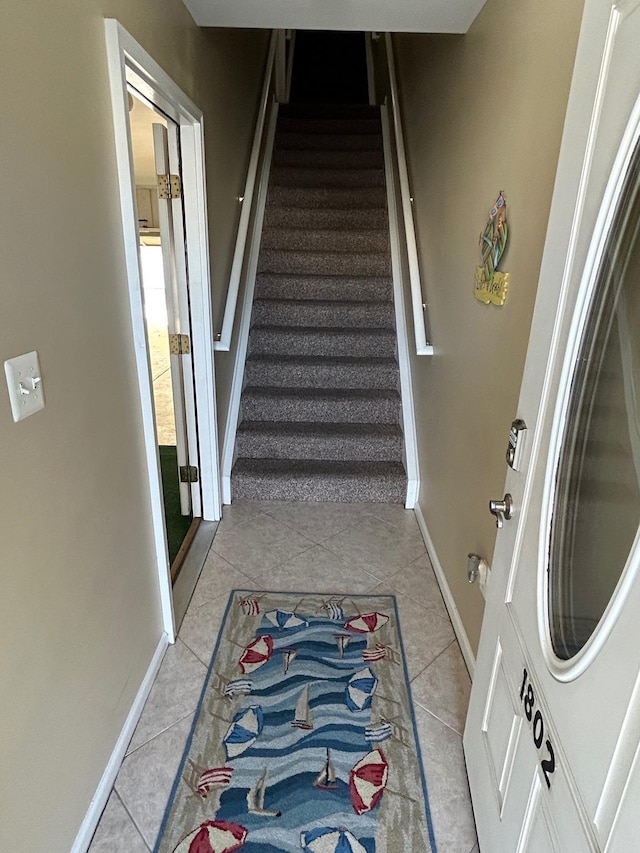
381 103 420 508
221 101 279 504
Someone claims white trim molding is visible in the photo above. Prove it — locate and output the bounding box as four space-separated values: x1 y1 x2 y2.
221 103 280 503
71 634 170 853
381 104 420 508
414 501 476 678
215 31 278 352
104 20 222 638
383 33 433 357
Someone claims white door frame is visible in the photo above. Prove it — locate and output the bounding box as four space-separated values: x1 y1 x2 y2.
105 20 221 640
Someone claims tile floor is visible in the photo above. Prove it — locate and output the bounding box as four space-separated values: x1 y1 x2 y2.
89 501 478 853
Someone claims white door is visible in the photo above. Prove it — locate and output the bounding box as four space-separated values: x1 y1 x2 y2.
464 2 640 851
152 122 201 519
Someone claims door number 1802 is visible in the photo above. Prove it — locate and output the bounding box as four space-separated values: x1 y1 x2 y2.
519 668 556 788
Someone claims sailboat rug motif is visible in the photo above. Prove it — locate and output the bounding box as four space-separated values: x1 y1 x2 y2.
154 590 437 853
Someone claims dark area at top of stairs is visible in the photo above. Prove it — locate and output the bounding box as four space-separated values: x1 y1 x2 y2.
230 101 407 503
289 31 370 105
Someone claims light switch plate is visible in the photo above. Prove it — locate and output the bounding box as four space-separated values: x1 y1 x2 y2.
4 351 45 422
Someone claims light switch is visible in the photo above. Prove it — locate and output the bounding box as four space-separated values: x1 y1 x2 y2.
4 351 45 422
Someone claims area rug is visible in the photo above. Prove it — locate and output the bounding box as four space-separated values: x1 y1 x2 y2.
154 590 437 853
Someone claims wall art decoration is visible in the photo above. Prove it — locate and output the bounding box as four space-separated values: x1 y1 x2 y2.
474 191 510 306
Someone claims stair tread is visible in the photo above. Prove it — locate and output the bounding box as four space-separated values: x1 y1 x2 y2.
242 386 400 401
237 421 402 436
233 458 406 476
250 325 396 335
246 354 397 365
253 298 392 309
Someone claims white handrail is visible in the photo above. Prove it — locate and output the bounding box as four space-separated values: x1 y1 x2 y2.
214 31 278 352
384 33 433 356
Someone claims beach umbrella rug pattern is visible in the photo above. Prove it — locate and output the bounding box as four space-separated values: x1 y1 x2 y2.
153 591 437 853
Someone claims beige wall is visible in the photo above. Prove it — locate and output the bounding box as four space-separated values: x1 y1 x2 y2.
394 0 585 654
0 2 265 850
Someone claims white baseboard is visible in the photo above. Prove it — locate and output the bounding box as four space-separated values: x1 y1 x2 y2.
71 633 170 853
414 501 476 679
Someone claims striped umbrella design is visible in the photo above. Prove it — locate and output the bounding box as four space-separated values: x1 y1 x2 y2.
223 705 264 759
265 610 308 630
345 667 378 712
173 819 247 852
343 612 389 634
349 748 389 814
300 826 368 853
195 767 234 798
238 635 274 674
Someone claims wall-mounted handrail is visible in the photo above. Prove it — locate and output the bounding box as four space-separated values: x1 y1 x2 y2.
214 31 279 352
383 33 433 356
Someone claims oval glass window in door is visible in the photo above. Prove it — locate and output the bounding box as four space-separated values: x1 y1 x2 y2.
549 139 640 661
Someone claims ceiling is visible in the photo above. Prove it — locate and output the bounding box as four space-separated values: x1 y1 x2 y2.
181 0 488 33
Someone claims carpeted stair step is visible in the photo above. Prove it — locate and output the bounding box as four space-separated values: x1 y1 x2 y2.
277 117 382 136
240 387 401 424
231 458 406 503
279 103 382 120
251 299 394 329
273 148 385 170
235 421 403 461
275 132 383 152
259 249 391 277
244 355 399 390
254 274 393 303
265 206 389 231
267 185 387 210
271 166 385 189
248 326 397 358
261 226 389 255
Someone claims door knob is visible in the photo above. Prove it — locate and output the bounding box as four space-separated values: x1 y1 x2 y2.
489 493 513 529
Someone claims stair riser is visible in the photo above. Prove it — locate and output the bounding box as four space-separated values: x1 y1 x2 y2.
271 167 385 189
268 186 387 210
280 104 382 119
261 228 389 254
274 149 385 169
232 470 406 503
259 250 391 277
235 431 403 462
241 394 400 424
252 300 394 329
275 132 383 152
249 329 397 358
244 360 399 390
277 118 382 135
265 207 389 231
255 275 393 303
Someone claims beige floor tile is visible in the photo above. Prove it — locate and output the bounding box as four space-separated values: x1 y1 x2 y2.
218 500 266 532
188 551 255 610
152 369 176 446
414 706 478 853
411 641 472 735
116 714 194 848
88 791 149 853
211 512 313 577
126 640 206 754
362 502 421 534
254 544 381 594
387 554 449 620
323 514 426 579
179 593 234 666
395 592 455 679
261 500 370 544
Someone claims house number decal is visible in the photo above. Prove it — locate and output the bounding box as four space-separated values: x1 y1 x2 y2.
519 668 556 788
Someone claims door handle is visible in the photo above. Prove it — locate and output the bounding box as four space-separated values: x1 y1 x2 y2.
489 494 513 529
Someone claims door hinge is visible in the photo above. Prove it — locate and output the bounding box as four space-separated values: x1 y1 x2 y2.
179 465 199 483
157 173 182 199
168 333 191 355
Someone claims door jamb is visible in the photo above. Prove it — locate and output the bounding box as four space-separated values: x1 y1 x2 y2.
104 20 221 640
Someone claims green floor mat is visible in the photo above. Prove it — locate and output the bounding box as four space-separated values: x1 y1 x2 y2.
159 445 192 566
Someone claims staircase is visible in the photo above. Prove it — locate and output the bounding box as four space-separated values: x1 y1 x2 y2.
230 103 408 503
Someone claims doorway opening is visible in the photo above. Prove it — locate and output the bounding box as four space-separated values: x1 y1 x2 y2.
128 93 200 579
289 31 370 104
